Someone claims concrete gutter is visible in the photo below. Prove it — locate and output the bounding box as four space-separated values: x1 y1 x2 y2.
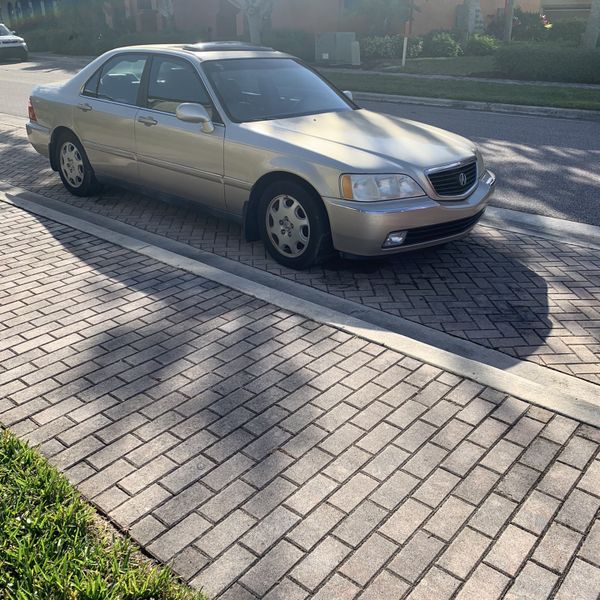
353 91 600 122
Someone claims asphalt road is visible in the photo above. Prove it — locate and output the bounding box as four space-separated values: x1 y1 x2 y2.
1 53 599 225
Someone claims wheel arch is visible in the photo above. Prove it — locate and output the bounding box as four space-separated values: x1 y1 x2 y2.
243 171 329 242
49 126 79 172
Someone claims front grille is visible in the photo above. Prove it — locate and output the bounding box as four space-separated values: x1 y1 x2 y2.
404 209 485 246
428 160 477 197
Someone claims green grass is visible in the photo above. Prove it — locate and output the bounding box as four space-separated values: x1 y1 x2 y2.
0 430 208 600
371 55 497 77
326 72 600 111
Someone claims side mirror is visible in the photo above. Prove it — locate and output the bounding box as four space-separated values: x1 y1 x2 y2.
176 102 214 133
11 30 17 35
343 90 353 101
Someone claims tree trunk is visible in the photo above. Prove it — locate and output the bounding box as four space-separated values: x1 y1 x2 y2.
247 12 262 44
583 0 600 49
504 0 515 43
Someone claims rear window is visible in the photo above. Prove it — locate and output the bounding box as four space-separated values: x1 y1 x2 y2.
83 54 147 106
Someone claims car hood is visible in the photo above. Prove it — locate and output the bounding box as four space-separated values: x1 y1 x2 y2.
245 108 477 172
1 35 25 43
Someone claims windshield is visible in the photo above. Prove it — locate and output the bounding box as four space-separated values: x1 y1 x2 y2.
203 58 353 123
0 25 12 36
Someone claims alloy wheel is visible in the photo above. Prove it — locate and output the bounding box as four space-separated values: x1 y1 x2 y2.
59 142 84 189
266 194 310 258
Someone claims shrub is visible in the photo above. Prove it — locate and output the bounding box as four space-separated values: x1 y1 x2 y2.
406 37 424 58
465 34 499 56
495 43 600 84
262 29 315 62
360 35 423 60
361 35 396 59
547 19 586 46
422 32 463 57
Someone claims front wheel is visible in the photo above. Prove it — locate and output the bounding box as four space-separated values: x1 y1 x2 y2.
258 180 334 270
55 132 101 197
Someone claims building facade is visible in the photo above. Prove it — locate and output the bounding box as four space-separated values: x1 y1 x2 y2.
542 0 593 20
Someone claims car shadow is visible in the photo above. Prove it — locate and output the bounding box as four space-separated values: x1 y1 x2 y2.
317 237 552 362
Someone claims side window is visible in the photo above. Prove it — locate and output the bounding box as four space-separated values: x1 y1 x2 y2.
94 55 147 105
146 56 220 122
82 68 101 98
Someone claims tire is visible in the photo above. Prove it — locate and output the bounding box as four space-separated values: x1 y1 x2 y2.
258 180 334 270
55 132 101 197
19 51 28 62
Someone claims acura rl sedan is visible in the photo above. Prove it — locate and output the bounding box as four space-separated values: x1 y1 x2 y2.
27 42 495 269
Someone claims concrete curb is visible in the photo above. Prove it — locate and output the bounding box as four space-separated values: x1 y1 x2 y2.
353 91 600 122
2 182 599 427
482 206 600 251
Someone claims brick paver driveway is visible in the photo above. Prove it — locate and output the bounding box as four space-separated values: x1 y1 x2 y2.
2 119 600 387
2 200 600 599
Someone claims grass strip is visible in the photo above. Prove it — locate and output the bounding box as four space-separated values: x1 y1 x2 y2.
325 71 600 111
370 56 497 77
0 429 207 600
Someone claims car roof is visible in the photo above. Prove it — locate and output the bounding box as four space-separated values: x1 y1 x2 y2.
114 41 289 61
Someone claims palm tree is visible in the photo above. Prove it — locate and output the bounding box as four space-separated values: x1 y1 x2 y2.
583 0 600 49
227 0 273 44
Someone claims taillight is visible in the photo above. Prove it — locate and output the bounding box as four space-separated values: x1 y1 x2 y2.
28 98 37 122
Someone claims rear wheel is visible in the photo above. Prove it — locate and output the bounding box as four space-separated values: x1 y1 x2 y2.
55 132 101 197
258 180 334 270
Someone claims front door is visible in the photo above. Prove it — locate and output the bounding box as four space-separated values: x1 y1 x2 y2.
134 54 225 211
74 53 148 182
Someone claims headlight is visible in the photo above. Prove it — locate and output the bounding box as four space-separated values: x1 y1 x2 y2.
476 149 486 178
340 174 425 201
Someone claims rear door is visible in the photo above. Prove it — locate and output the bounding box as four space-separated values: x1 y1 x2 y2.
74 53 148 182
134 54 225 211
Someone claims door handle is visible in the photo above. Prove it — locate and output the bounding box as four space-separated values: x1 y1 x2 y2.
138 116 158 127
77 102 92 112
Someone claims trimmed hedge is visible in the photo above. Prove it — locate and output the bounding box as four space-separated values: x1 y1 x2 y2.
495 43 600 84
23 28 202 56
262 29 315 62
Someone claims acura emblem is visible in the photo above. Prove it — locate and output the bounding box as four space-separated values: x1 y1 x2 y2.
458 172 468 187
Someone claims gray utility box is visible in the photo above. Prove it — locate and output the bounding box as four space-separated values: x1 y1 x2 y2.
315 32 360 65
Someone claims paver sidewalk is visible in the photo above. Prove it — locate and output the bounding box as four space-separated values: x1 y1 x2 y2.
1 202 599 599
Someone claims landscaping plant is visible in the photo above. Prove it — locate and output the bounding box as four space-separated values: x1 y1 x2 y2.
0 430 206 600
422 31 463 57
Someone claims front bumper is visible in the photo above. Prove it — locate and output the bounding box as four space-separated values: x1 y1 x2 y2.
323 170 495 256
0 44 28 59
26 121 51 158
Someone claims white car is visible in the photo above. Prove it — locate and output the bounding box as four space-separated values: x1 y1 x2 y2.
0 23 28 61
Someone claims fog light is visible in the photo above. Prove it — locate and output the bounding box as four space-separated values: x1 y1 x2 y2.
383 231 407 248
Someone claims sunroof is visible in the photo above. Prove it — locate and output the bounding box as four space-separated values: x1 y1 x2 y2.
182 41 274 52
